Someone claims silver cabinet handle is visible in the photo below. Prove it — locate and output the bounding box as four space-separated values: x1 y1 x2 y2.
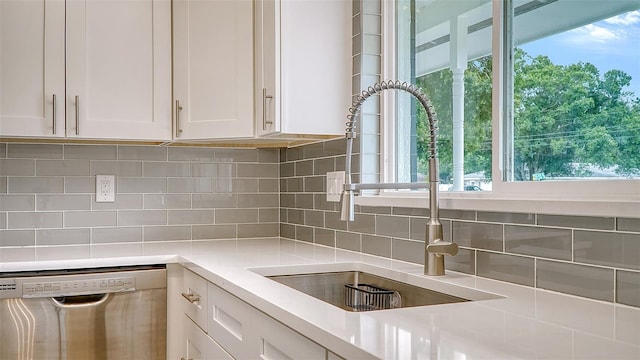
181 358 193 360
74 95 80 135
262 88 273 130
181 292 200 304
175 99 183 137
52 94 57 135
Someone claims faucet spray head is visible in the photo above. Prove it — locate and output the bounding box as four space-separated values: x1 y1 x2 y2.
339 190 355 221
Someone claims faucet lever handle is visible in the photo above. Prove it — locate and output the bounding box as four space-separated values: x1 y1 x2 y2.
426 241 459 256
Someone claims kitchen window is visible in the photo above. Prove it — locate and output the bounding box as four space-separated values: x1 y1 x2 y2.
367 0 640 216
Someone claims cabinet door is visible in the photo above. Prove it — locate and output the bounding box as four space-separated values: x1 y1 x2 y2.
65 0 171 140
0 0 65 137
255 0 351 138
173 0 254 140
183 315 233 360
279 0 351 136
207 282 254 359
254 310 326 360
255 0 280 136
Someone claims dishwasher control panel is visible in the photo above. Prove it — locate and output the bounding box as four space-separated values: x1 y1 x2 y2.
22 277 136 298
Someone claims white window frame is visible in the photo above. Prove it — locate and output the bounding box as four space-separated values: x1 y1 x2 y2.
356 0 640 218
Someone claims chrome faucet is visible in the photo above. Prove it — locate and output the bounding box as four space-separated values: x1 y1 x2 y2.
340 81 458 276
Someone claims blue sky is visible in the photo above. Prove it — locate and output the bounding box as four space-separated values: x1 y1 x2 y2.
520 10 640 97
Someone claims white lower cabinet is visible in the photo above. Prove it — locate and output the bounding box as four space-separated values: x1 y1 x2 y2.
177 267 336 360
253 310 325 360
208 282 329 360
183 315 233 360
206 282 255 359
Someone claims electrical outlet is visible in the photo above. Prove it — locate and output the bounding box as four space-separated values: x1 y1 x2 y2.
326 171 345 202
96 175 115 202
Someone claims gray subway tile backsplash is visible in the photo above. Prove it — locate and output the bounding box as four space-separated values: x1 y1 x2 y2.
2 141 640 309
336 231 360 252
477 251 535 287
617 270 640 307
117 210 166 226
477 211 535 225
36 160 90 176
37 194 91 211
119 178 166 193
361 234 392 258
376 215 409 239
0 195 35 211
65 177 95 193
118 146 167 161
392 238 424 265
143 226 191 242
0 230 35 246
65 211 117 228
168 210 214 225
505 225 572 261
90 160 142 177
452 221 503 251
618 218 640 232
537 259 614 302
215 209 259 224
537 214 615 231
8 177 64 193
144 162 191 177
0 159 35 176
92 194 143 210
92 227 142 244
144 194 191 209
574 230 640 270
314 228 335 247
36 228 90 246
7 144 63 159
447 248 476 275
64 145 117 160
9 212 62 229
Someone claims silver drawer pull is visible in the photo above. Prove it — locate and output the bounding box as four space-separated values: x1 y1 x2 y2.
175 99 183 137
181 292 200 304
181 358 193 360
262 88 273 130
52 94 57 135
74 95 80 135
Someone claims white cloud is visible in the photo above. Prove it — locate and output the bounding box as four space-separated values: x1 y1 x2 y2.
567 24 619 44
604 10 640 26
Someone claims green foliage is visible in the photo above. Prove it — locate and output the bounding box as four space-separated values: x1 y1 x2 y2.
412 48 640 181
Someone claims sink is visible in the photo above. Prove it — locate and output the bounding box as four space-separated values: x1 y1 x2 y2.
252 263 502 312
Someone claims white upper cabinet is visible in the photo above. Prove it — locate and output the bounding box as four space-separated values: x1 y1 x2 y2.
65 0 171 140
173 0 254 140
255 0 352 138
0 0 65 137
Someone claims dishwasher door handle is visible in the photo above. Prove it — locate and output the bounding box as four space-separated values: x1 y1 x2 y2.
50 293 110 308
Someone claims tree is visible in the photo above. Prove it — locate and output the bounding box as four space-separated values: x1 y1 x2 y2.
412 48 640 182
513 49 640 179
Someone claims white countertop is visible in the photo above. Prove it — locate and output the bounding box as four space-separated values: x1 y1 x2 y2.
2 238 639 359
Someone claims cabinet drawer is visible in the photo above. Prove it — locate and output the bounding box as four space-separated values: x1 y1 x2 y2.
182 269 208 330
207 283 254 359
183 315 233 360
254 310 326 360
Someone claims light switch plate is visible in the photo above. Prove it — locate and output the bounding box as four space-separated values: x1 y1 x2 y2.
96 175 115 202
326 171 345 202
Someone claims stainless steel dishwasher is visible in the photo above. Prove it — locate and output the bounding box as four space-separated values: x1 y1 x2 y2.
0 265 166 360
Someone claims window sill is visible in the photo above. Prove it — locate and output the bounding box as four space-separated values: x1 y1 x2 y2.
355 191 640 218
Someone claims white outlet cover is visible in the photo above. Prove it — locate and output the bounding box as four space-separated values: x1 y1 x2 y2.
96 175 115 202
326 171 345 202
